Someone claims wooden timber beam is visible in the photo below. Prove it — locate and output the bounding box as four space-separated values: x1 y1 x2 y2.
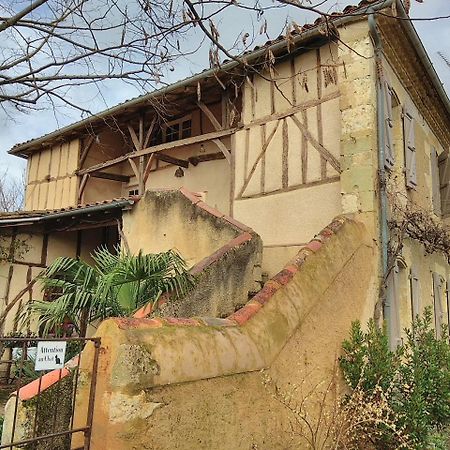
197 101 222 131
91 172 130 182
77 173 89 203
212 139 231 164
188 152 225 166
79 135 95 168
77 128 236 176
155 153 189 169
143 154 155 184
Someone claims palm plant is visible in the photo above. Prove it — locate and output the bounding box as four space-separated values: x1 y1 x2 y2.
24 247 194 336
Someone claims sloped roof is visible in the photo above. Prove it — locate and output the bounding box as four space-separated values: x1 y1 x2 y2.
8 0 391 157
0 198 135 227
8 0 450 156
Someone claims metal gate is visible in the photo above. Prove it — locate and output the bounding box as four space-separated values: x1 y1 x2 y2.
0 336 100 450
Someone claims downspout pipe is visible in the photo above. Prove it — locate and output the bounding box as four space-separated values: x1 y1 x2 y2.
368 6 393 346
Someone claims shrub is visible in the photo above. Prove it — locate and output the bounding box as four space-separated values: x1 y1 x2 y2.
339 307 450 449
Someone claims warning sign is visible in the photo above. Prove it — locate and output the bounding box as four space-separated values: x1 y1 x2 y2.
34 341 67 371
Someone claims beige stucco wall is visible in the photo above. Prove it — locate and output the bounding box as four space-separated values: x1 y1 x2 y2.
144 139 232 215
71 218 377 450
25 139 80 210
122 190 237 268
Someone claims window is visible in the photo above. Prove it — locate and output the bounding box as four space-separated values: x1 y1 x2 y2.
128 188 139 196
150 116 192 146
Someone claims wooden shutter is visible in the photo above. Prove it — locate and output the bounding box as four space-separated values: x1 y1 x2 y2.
403 105 417 189
446 280 450 332
438 150 450 216
384 82 395 170
409 266 420 321
386 263 401 349
432 272 444 338
431 148 441 215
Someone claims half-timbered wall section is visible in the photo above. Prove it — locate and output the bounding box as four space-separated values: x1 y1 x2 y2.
233 44 342 275
25 140 80 210
0 225 118 335
76 98 234 213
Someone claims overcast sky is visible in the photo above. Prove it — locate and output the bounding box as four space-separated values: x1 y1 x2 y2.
0 1 449 180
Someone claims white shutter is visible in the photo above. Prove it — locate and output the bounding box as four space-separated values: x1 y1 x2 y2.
384 82 395 170
403 106 417 189
438 150 450 216
386 263 401 349
409 266 420 321
432 272 444 338
431 148 441 215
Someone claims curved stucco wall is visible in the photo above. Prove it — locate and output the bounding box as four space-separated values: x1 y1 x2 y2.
72 217 378 449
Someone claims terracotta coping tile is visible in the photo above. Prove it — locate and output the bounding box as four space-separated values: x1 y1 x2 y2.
19 368 70 401
228 301 262 325
179 187 201 204
222 216 253 233
306 240 322 253
196 201 225 219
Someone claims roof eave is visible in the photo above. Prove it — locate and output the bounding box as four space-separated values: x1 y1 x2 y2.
9 0 397 157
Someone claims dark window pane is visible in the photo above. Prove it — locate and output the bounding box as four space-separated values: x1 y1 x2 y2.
182 120 192 139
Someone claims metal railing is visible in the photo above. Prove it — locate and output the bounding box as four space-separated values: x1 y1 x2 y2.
0 336 100 450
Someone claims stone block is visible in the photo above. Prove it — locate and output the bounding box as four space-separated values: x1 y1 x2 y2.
342 193 359 214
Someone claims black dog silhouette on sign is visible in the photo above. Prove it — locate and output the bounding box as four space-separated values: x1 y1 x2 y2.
55 354 61 365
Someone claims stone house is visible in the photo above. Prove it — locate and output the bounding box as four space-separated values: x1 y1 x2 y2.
1 0 450 447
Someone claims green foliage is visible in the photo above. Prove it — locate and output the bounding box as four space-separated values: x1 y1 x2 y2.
340 307 450 449
24 247 195 336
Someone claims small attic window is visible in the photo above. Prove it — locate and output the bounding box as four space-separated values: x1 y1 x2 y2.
128 188 139 196
150 115 192 146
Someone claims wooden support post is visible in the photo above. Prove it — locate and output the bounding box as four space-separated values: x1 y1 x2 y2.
139 115 144 148
128 157 140 183
197 101 222 131
127 125 141 151
143 116 157 149
79 135 95 168
78 174 89 203
212 139 231 164
143 154 155 184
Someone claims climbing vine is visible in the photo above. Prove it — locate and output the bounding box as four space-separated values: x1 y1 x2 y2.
0 235 30 264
